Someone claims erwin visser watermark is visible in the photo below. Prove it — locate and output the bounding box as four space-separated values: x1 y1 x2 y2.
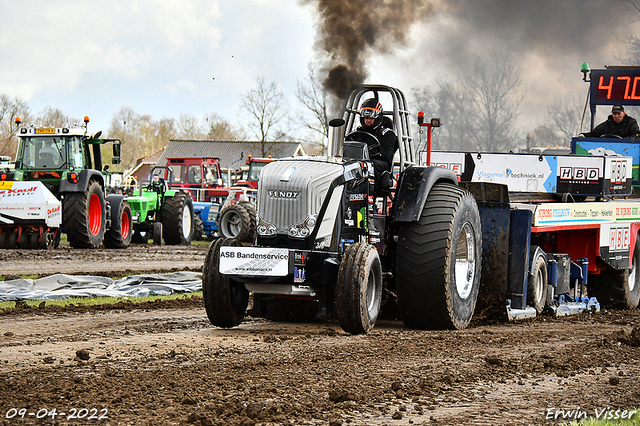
546 407 637 421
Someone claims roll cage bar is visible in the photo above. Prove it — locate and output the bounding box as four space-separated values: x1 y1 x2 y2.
339 85 415 172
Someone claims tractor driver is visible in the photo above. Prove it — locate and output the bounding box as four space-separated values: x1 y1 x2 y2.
151 174 166 194
354 98 398 193
581 105 640 139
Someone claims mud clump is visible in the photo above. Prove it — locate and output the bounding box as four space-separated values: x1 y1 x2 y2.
618 325 640 347
75 349 90 361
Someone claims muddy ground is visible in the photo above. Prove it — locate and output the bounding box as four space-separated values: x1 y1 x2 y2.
1 242 639 426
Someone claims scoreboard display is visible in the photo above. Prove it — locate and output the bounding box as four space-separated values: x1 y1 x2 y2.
590 68 640 106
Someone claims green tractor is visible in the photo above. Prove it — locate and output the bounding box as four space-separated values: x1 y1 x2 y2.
1 116 132 249
126 166 195 245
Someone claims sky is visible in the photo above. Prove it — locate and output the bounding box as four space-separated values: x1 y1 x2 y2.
0 0 316 134
2 0 640 140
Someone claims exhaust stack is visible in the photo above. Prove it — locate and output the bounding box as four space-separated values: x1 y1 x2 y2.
327 118 345 159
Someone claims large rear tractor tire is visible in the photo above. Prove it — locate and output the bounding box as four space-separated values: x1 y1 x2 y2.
218 204 253 243
336 242 383 334
590 237 640 309
104 195 133 249
162 192 194 245
396 183 482 330
202 238 249 328
63 180 106 248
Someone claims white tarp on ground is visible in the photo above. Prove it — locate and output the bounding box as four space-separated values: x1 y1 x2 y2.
0 271 202 301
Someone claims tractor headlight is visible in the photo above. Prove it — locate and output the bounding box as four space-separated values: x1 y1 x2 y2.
287 215 317 239
306 216 316 228
257 216 277 237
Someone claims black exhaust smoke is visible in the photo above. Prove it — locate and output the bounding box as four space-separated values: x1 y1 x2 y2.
302 0 436 103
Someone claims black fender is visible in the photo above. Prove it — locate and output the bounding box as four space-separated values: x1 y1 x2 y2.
60 169 104 193
393 166 458 222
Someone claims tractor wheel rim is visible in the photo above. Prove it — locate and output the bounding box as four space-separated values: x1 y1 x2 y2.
46 232 55 249
366 272 377 314
454 222 476 300
121 210 131 239
535 265 545 302
182 205 192 238
88 193 102 236
223 212 241 237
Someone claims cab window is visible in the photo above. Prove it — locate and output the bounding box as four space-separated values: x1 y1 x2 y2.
168 165 185 183
187 165 202 184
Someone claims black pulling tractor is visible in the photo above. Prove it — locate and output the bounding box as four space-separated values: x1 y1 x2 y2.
203 85 483 334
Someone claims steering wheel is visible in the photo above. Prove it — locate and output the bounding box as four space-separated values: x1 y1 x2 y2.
601 134 623 139
345 131 381 157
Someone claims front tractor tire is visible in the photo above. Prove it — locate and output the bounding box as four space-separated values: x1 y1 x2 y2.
63 180 106 248
336 242 383 334
162 192 194 245
202 238 249 328
396 183 482 330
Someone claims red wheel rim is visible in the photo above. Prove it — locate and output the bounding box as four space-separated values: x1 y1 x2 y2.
121 209 131 239
88 193 103 236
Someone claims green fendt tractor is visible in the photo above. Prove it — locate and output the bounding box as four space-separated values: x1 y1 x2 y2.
1 116 132 249
126 166 195 245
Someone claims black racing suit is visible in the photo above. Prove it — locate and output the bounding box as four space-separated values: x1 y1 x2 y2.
354 122 398 193
583 114 640 138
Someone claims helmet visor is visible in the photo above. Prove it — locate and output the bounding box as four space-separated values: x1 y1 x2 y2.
359 107 381 119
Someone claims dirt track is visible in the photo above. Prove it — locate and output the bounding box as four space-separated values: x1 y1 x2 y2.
1 243 640 426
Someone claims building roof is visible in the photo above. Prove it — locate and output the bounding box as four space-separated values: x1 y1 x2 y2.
136 148 164 165
157 140 306 169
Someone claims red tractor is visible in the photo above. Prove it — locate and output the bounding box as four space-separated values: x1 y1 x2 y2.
164 157 229 203
234 156 272 189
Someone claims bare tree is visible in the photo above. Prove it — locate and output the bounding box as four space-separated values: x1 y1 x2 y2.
459 53 523 152
523 99 584 152
623 1 640 65
0 95 30 157
295 62 329 154
109 107 146 169
204 112 245 141
155 117 177 154
177 113 203 139
108 107 179 170
240 76 289 157
546 100 584 141
35 107 79 128
411 81 473 155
